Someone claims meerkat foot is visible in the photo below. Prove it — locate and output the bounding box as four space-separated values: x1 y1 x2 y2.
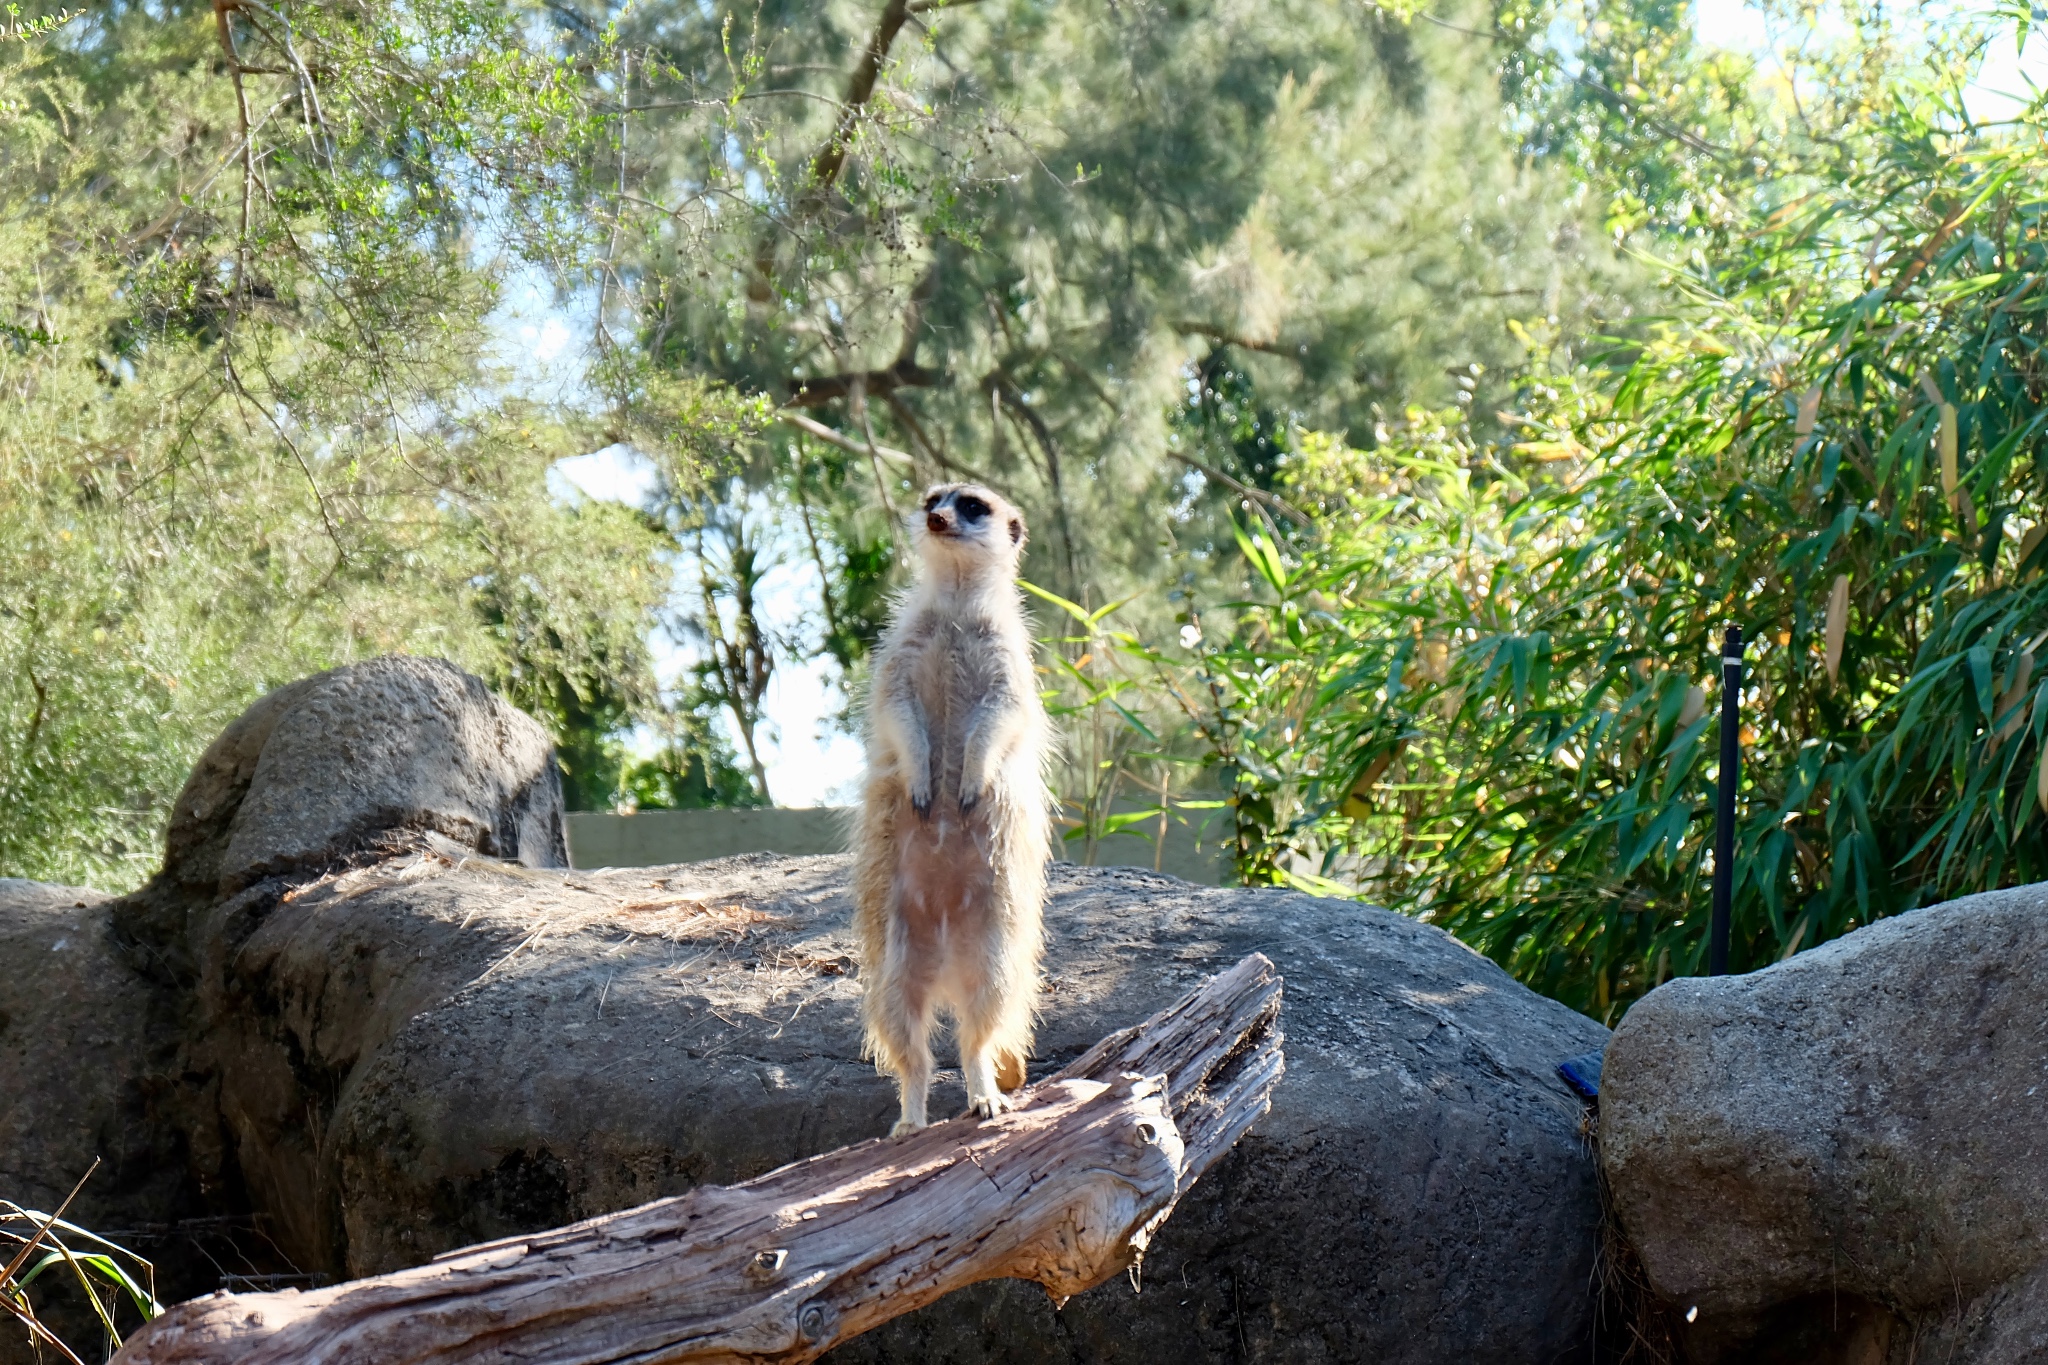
962 1046 1010 1120
889 1118 927 1138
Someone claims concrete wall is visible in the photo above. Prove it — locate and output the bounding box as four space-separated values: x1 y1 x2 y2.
565 805 1230 885
565 808 850 870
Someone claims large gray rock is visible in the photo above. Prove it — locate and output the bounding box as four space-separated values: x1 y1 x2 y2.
180 852 1611 1364
116 653 567 991
0 879 192 1359
3 657 1616 1364
156 654 565 902
1 657 579 1364
0 879 161 1221
1601 883 2048 1362
1911 1260 2048 1362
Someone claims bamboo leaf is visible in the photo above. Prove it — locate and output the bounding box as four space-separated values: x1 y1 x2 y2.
1940 402 1960 498
1017 579 1093 625
1826 573 1850 684
1231 520 1290 595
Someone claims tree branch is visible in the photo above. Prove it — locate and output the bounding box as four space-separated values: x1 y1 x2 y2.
1173 321 1288 355
1164 450 1316 532
748 0 917 300
851 375 907 550
1884 197 1975 301
1412 11 1736 160
212 0 257 287
811 0 914 194
988 372 1079 587
779 410 913 464
786 354 940 407
882 390 988 482
111 956 1284 1365
790 436 846 647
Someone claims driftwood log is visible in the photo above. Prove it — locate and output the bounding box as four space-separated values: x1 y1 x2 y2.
110 953 1283 1365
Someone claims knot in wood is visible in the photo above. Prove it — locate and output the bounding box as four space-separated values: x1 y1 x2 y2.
746 1248 788 1283
797 1299 835 1342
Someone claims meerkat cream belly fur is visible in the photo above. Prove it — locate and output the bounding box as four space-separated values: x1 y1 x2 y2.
853 482 1051 1136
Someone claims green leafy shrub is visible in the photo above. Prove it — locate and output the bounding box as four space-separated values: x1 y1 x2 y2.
1170 26 2048 1018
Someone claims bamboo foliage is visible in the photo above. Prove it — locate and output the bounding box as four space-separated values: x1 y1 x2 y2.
1151 26 2048 1018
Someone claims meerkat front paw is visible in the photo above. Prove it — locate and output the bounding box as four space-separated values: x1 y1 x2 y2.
958 782 985 815
910 782 933 820
889 1118 927 1138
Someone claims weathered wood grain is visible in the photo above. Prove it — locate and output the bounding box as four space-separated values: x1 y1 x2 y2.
109 953 1283 1365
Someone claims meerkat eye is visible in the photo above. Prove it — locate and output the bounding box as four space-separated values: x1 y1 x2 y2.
958 496 990 521
923 492 945 512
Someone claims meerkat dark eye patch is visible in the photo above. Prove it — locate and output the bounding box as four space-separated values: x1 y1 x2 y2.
923 492 945 511
958 496 990 521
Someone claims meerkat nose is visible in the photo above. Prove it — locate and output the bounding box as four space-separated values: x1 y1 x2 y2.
926 511 949 534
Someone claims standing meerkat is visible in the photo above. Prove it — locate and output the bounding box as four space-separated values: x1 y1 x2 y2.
854 482 1051 1136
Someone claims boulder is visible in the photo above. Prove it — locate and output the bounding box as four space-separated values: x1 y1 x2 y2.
193 853 1611 1364
1600 882 2048 1362
0 657 1615 1364
0 878 169 1225
3 656 574 1364
151 654 565 906
0 878 193 1360
1911 1260 2048 1363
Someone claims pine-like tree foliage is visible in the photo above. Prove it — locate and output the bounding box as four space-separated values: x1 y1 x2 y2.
0 3 758 885
547 0 1649 829
580 0 1641 606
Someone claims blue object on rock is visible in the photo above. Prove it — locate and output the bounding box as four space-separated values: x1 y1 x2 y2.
1557 1049 1604 1103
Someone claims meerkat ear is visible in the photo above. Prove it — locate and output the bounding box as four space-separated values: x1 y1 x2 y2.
1008 518 1023 545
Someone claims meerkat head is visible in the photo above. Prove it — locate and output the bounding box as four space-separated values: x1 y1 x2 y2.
912 483 1027 582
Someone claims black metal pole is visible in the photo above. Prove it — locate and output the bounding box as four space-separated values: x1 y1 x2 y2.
1710 625 1743 976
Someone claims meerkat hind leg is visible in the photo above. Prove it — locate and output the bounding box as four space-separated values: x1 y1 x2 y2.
892 1073 932 1136
872 974 936 1137
956 994 1022 1120
960 1041 1007 1120
888 1031 934 1137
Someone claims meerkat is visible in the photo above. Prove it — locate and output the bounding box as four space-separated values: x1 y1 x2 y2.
853 482 1052 1136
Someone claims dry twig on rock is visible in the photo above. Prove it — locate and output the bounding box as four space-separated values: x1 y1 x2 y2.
112 954 1283 1365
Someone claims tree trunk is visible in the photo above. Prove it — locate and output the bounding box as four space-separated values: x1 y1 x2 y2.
111 954 1283 1365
